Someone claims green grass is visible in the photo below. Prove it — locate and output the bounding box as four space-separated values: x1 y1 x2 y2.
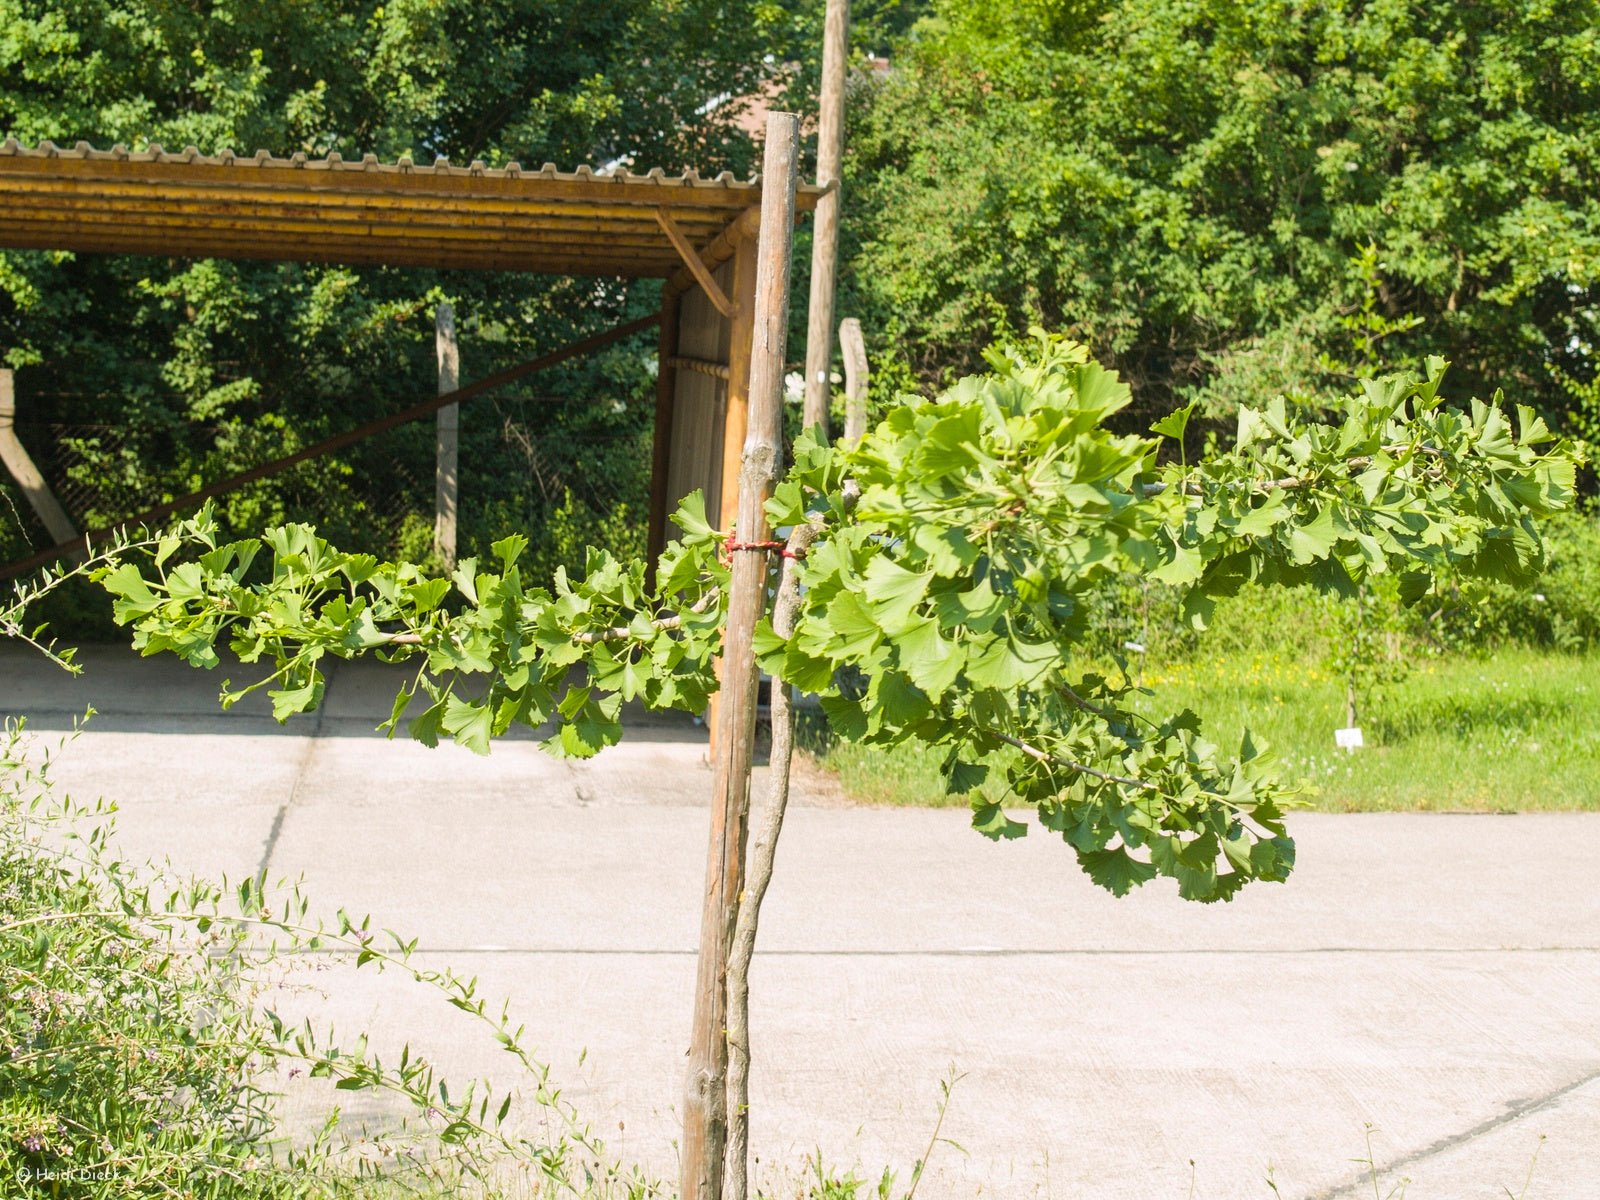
813 646 1600 812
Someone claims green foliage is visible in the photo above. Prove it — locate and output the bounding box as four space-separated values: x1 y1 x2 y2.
842 0 1600 425
0 720 654 1197
97 491 727 758
1431 508 1600 650
86 337 1577 903
2 523 177 669
3 736 291 1196
767 335 1573 898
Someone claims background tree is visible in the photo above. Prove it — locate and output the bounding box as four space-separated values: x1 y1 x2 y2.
841 0 1600 429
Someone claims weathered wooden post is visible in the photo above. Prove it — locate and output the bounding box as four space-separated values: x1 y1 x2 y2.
0 369 79 548
801 0 850 436
681 110 799 1200
433 301 460 570
839 317 869 447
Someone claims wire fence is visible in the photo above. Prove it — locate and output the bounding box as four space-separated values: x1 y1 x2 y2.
3 391 654 575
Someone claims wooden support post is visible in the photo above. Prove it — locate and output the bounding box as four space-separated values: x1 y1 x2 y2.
0 369 79 547
681 110 799 1200
718 228 761 538
433 301 460 571
646 290 682 578
839 317 869 447
707 218 760 760
801 0 850 436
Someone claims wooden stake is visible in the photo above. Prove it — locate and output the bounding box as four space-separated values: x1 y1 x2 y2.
801 0 850 436
725 513 827 1200
681 111 799 1200
707 230 762 756
433 302 460 570
839 316 869 447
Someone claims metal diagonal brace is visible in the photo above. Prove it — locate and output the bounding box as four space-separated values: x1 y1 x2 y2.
656 206 735 318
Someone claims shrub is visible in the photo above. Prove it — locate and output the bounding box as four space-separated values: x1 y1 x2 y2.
1082 507 1600 671
0 718 651 1199
1429 509 1600 651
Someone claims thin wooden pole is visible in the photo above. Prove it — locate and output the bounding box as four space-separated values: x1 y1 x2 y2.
801 0 850 436
707 230 761 757
681 110 799 1200
725 514 825 1200
433 302 460 570
839 316 869 447
0 369 80 547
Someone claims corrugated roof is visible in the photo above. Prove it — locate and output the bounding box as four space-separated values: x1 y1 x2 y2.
0 140 819 277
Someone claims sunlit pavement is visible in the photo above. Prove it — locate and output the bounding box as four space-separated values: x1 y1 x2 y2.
5 644 1598 1199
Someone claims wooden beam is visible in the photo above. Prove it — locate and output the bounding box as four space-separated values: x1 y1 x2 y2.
656 206 735 318
0 369 80 548
2 313 661 579
433 302 460 571
0 180 735 233
665 206 761 299
0 150 805 211
840 316 869 446
0 209 692 257
681 110 799 1200
646 290 683 581
801 0 851 436
0 226 678 277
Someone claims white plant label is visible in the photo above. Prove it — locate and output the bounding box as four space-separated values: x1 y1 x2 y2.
1335 726 1365 751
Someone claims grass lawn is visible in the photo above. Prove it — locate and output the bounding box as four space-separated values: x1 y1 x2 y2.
810 646 1600 812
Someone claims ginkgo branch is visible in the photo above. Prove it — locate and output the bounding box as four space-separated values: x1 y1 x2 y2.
1142 445 1451 498
980 727 1162 793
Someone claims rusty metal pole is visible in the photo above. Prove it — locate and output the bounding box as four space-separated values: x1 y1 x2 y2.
801 0 850 436
433 301 460 570
680 111 800 1200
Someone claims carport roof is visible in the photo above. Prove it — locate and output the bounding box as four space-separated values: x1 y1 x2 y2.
0 139 821 277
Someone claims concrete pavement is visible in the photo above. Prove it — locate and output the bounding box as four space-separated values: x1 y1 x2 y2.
2 645 1597 1198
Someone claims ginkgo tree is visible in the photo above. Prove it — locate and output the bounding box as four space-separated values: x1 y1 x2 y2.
92 332 1577 1197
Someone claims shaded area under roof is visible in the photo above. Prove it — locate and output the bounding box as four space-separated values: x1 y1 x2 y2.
0 140 821 277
